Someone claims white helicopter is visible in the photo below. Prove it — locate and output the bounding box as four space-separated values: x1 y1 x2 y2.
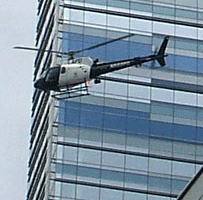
15 34 169 98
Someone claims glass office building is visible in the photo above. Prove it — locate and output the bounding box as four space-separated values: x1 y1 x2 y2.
28 0 203 199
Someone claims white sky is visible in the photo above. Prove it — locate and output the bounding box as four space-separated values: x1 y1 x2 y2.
0 1 36 199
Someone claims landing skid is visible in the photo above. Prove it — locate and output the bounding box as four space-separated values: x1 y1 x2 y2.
52 84 89 100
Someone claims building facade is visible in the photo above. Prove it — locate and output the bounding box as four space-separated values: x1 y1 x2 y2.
28 0 203 200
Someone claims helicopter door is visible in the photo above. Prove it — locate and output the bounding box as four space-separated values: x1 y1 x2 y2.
45 67 60 89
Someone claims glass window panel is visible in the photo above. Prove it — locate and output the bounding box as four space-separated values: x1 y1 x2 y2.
80 110 103 128
105 81 127 96
154 5 174 16
148 176 171 192
152 88 173 103
101 169 124 187
57 145 63 159
103 132 126 150
125 173 147 190
149 158 171 175
64 108 80 125
78 166 100 183
127 117 150 135
104 113 126 131
126 155 148 171
199 0 203 8
62 164 77 179
172 179 188 194
64 146 78 162
79 148 101 165
153 0 174 4
128 85 150 100
70 9 83 22
175 91 197 106
173 141 195 160
149 138 172 156
131 2 152 13
172 161 195 177
148 194 171 200
77 185 100 200
176 9 197 20
86 0 106 6
174 123 196 140
108 15 129 29
151 121 173 137
175 55 197 72
108 0 129 9
131 18 152 33
151 103 173 116
79 128 102 146
124 191 146 200
100 188 123 200
85 11 106 25
62 183 76 198
126 134 149 153
153 22 175 35
176 0 197 7
102 151 124 168
176 25 197 39
174 106 196 119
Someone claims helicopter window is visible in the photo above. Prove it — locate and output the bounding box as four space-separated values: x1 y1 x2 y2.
61 67 66 74
46 67 60 82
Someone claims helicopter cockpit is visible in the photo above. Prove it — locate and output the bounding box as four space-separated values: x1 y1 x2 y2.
34 66 60 91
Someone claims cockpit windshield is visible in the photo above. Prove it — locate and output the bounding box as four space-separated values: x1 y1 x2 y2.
40 70 47 79
45 67 60 82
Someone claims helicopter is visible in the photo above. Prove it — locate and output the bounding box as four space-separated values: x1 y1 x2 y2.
15 34 169 98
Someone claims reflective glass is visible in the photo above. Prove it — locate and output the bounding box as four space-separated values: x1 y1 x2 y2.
79 148 101 165
63 146 78 162
102 151 124 168
124 191 146 200
100 188 123 200
77 185 100 200
78 166 100 183
62 183 75 198
126 155 148 172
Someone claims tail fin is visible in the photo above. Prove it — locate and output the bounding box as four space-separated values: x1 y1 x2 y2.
157 36 169 67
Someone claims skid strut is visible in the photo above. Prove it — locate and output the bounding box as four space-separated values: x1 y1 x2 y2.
52 83 89 100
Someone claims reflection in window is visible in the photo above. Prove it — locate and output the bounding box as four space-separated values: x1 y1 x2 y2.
77 185 100 200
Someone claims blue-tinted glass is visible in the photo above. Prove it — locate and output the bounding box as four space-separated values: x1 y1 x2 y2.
172 179 188 194
106 45 129 61
66 101 80 109
166 54 175 69
197 127 203 141
78 166 100 180
174 124 196 140
129 42 151 57
127 117 149 135
128 110 150 119
69 33 83 41
175 55 197 72
148 176 171 191
104 106 126 115
69 40 83 51
81 103 103 113
125 173 147 185
65 108 80 125
104 113 126 131
59 107 65 123
198 58 203 73
84 35 106 45
63 164 77 175
101 169 124 182
151 121 173 137
80 110 103 128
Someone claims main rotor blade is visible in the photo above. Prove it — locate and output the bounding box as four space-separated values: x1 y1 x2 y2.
74 33 135 54
14 46 68 55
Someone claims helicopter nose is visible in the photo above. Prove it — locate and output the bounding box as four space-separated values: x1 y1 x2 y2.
34 78 45 90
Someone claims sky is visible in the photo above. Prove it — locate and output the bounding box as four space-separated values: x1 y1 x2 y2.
0 1 36 199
